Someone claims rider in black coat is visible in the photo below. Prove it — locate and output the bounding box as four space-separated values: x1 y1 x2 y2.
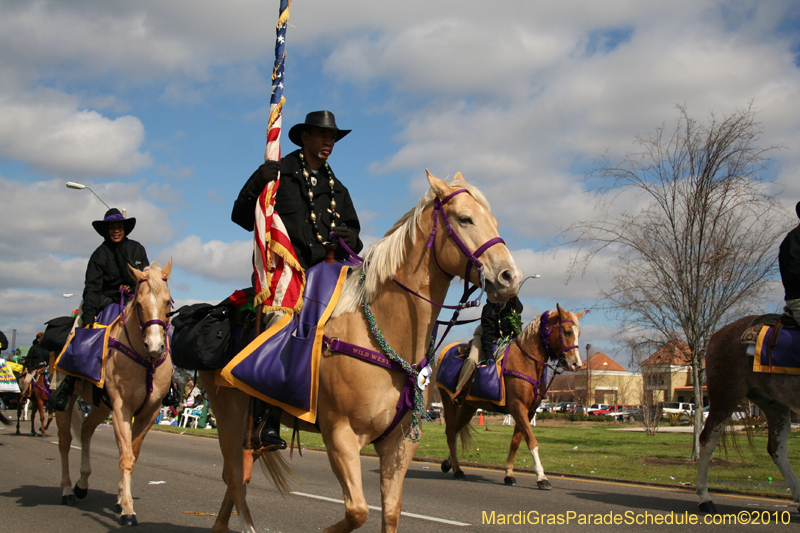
81 209 149 327
231 111 363 451
52 208 148 412
779 201 800 323
24 334 50 372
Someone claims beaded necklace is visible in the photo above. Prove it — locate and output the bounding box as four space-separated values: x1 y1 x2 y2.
299 151 338 245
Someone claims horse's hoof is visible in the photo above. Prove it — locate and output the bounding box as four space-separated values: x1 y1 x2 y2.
73 484 88 500
441 460 451 473
116 503 123 514
454 470 466 481
537 479 552 490
120 514 138 526
698 501 718 514
504 476 517 486
61 494 77 506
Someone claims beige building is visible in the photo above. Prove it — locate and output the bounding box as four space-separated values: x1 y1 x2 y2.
640 340 707 406
547 352 642 406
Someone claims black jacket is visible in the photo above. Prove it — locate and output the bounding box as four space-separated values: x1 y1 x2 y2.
779 224 800 300
481 299 524 359
232 150 363 270
82 237 149 325
25 340 50 371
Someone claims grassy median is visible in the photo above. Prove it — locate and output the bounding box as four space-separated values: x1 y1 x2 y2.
154 417 799 497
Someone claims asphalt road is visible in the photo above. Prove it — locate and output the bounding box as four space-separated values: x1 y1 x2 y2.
1 410 797 532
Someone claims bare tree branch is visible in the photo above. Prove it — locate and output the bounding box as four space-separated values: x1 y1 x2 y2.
561 103 792 459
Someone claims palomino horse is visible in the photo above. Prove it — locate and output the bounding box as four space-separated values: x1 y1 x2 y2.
200 171 521 533
697 316 800 514
16 366 54 436
439 305 585 488
55 260 173 526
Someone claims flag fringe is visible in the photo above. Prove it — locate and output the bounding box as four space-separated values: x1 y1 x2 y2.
276 1 291 28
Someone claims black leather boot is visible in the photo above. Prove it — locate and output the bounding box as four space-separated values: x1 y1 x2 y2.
51 376 76 412
253 400 286 451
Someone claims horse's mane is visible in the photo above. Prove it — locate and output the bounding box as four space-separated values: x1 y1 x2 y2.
333 177 490 317
516 310 554 348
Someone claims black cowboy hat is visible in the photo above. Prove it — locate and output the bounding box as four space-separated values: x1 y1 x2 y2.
92 208 136 238
288 110 351 147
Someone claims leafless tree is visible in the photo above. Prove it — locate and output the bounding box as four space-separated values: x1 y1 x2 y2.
564 103 792 460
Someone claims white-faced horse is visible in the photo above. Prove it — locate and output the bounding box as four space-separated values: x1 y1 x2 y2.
439 305 585 488
55 261 173 526
201 171 521 533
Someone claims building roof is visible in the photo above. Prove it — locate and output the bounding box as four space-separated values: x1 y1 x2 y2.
641 340 691 366
580 352 626 372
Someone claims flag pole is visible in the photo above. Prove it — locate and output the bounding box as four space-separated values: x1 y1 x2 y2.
254 0 291 338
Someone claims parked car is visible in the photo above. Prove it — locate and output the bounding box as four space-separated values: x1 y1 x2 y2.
659 401 694 419
590 404 623 416
586 403 610 414
535 401 551 413
558 402 582 413
425 407 440 420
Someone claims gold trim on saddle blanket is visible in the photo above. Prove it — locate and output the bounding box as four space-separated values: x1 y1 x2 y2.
220 265 350 424
434 341 508 407
54 318 117 389
753 325 800 375
434 341 465 398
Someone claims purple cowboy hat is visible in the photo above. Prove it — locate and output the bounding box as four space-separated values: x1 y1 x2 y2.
92 208 136 238
288 110 351 147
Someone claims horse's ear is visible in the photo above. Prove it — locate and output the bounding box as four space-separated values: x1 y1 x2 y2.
127 264 144 281
426 168 451 199
162 258 173 279
575 310 586 319
556 303 564 316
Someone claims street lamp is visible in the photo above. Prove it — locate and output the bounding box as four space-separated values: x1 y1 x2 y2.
65 182 113 211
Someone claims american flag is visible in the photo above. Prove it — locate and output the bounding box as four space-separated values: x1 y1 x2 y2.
253 0 305 314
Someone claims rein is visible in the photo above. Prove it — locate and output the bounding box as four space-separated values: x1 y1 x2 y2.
107 279 172 416
328 189 505 443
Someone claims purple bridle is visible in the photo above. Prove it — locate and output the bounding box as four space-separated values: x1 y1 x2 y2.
106 277 172 416
509 310 581 406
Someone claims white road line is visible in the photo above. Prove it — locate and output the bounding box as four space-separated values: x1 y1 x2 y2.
291 491 471 527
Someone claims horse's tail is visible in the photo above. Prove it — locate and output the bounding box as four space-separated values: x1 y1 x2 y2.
257 451 295 496
458 421 475 455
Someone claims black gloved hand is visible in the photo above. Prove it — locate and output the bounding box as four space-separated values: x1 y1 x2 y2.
331 226 358 249
251 161 281 193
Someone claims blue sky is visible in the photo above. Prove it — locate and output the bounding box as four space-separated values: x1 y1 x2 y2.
2 1 800 365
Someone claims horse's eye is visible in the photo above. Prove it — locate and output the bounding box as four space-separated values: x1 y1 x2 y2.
458 215 473 225
565 331 572 336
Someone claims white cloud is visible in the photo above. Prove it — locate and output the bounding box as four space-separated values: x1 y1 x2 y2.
162 235 252 285
0 91 151 178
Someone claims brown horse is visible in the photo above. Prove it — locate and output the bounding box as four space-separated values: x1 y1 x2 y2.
55 260 173 526
200 171 521 533
16 366 54 436
439 305 585 488
696 316 800 514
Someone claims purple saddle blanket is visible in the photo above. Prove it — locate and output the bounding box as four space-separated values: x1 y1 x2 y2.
753 325 800 374
435 342 506 403
221 261 350 423
56 303 122 387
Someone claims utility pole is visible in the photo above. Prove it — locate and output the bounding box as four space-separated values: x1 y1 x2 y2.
11 329 16 353
585 343 592 408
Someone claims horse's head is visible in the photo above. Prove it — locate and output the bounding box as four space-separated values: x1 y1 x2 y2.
541 304 586 371
425 170 521 302
127 259 173 361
